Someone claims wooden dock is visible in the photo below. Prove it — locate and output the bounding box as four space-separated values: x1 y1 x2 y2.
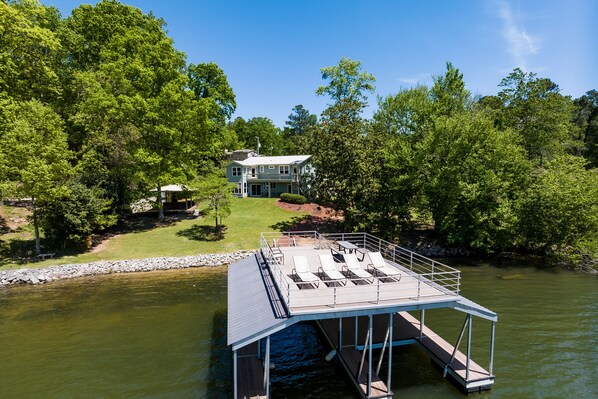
317 312 494 395
236 343 266 399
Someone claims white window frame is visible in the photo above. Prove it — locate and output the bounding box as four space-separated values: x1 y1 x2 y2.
279 165 290 175
232 166 242 176
268 165 275 169
260 166 264 173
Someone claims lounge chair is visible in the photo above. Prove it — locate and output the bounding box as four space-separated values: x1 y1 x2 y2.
318 254 347 286
342 253 374 284
367 252 401 281
291 256 320 288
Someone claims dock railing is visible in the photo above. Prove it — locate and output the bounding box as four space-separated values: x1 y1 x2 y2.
259 231 461 312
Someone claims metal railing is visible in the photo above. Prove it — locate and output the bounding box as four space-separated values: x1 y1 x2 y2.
259 231 461 313
246 172 299 181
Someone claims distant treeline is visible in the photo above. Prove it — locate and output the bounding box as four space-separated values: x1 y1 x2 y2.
1 1 596 266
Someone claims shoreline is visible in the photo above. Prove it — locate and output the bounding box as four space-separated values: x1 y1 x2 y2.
0 250 256 287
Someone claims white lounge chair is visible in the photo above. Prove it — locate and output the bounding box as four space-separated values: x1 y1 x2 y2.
291 256 320 288
318 254 347 286
342 253 374 284
367 252 401 281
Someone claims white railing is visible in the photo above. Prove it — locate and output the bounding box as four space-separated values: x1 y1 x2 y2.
259 231 461 313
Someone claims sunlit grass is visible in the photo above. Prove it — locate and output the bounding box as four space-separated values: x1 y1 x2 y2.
0 198 307 270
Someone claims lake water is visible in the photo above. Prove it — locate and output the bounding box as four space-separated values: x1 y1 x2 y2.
0 260 596 398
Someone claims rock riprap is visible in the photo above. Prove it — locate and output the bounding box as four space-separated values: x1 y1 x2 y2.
0 251 255 286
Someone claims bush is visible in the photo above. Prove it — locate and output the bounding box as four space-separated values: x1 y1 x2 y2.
280 193 307 204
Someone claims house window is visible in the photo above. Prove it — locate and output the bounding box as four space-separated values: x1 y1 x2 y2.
293 167 298 174
260 166 264 173
271 183 276 189
233 182 242 194
243 182 247 193
268 165 275 169
232 167 242 176
279 165 289 175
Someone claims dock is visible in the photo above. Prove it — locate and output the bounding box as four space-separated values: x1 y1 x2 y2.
228 231 497 398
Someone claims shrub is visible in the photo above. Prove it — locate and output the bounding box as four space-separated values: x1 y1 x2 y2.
280 193 307 204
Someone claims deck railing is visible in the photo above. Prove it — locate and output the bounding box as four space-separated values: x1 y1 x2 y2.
259 231 461 312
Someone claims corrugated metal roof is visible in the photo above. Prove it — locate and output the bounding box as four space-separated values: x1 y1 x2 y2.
233 155 311 166
227 253 292 349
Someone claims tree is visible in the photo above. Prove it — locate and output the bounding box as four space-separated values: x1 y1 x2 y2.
518 155 598 253
63 0 225 219
187 62 236 122
231 117 285 155
498 68 578 164
310 57 376 228
194 174 233 227
283 105 317 154
1 100 72 254
37 182 116 249
0 0 62 102
416 112 530 251
574 90 598 167
430 62 470 117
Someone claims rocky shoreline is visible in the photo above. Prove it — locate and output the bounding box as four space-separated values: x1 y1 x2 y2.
0 250 256 287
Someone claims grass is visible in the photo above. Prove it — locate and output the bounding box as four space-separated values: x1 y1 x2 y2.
0 198 307 270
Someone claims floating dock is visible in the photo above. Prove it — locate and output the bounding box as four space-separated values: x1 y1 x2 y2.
228 232 497 398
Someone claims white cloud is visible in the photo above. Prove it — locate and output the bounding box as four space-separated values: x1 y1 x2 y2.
397 73 431 85
498 1 540 71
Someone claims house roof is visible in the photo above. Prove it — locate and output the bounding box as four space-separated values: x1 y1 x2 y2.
232 155 311 166
150 184 191 192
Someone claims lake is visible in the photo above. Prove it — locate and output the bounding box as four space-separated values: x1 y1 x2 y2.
0 260 596 398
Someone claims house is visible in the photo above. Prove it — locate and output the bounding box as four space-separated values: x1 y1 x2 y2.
226 155 312 197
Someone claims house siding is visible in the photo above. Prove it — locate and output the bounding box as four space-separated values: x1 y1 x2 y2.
225 156 311 198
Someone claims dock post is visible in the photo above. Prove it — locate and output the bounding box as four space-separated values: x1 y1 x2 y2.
368 315 373 397
466 316 472 382
387 313 393 393
355 316 358 348
233 349 238 399
420 309 425 340
265 335 271 397
339 318 343 352
490 321 496 375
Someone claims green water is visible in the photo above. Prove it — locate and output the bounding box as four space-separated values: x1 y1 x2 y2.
0 262 596 398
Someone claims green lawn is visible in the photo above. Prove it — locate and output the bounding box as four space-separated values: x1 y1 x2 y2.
0 198 307 270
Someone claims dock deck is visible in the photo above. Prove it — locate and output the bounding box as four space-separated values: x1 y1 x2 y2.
228 232 497 398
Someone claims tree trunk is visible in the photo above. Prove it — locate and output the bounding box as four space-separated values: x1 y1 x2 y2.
32 196 41 255
157 185 164 220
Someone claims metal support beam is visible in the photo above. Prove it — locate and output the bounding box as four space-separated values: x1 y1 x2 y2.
376 324 390 374
490 321 496 375
258 339 261 359
233 350 238 399
368 314 373 397
466 315 472 382
445 314 470 377
339 318 343 352
355 316 359 348
420 309 425 340
387 313 393 393
265 335 271 397
357 328 370 380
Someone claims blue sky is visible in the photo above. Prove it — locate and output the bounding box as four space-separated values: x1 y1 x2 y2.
43 0 597 128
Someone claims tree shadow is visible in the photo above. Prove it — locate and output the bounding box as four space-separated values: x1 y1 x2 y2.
176 224 227 242
270 215 343 233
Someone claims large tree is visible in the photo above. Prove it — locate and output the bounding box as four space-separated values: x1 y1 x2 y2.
574 90 598 167
0 0 62 102
1 100 72 254
310 57 376 228
498 68 578 164
283 105 317 154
